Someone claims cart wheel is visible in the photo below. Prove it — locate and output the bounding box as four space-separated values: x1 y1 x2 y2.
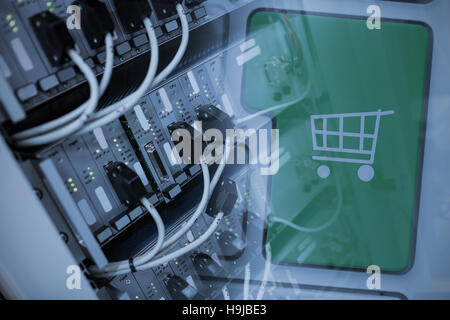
317 165 330 179
358 165 374 182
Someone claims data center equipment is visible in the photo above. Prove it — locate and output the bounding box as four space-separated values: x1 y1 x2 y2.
0 0 449 300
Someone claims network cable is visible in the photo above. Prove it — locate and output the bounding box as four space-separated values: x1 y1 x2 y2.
89 196 165 276
14 3 189 146
79 3 189 134
94 211 224 278
155 139 232 256
91 142 232 278
11 33 114 142
138 197 166 263
90 159 211 276
75 17 159 136
98 33 115 96
13 49 100 148
134 211 223 272
155 160 211 253
152 3 189 87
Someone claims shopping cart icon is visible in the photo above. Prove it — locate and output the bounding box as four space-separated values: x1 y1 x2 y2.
310 109 395 182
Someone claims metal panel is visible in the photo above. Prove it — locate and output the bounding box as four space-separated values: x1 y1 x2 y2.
0 136 98 299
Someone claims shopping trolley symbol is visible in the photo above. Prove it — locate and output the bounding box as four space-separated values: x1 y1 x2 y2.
310 109 395 182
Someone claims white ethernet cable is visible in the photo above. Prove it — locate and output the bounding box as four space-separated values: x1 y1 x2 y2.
98 33 115 96
83 3 189 130
235 82 311 125
91 141 232 278
156 160 211 252
75 17 159 135
133 211 223 272
156 138 232 255
89 196 165 276
209 140 233 197
152 3 189 87
125 143 230 266
12 33 114 141
90 146 231 278
13 49 100 148
94 211 224 278
90 136 232 278
137 197 165 263
90 159 211 276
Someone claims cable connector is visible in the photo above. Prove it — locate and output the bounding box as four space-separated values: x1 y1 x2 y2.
152 0 183 20
29 11 75 67
73 0 115 49
105 162 147 207
165 275 202 300
206 178 238 217
112 0 153 34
